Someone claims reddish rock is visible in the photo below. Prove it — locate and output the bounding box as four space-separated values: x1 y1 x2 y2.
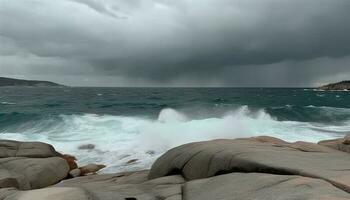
79 164 106 176
61 154 78 170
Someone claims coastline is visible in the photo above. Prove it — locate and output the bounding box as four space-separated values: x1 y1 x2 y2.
2 135 350 199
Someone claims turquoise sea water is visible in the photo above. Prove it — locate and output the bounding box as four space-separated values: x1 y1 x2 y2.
0 87 349 172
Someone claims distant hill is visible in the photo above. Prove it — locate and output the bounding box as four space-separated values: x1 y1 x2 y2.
319 81 350 91
0 77 63 87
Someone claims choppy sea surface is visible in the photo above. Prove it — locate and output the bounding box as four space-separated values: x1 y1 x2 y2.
0 87 349 172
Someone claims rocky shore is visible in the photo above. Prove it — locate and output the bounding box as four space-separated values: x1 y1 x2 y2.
319 80 350 91
0 77 62 87
2 136 350 199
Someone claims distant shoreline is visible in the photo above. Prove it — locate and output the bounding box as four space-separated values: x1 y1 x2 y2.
0 77 63 87
319 80 350 91
1 76 349 89
0 85 317 89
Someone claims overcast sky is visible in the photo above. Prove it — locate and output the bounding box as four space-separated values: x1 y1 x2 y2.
1 0 350 87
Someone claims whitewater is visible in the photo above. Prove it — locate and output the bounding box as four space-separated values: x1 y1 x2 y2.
1 106 348 173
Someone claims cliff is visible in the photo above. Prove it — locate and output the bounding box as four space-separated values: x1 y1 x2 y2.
0 77 62 87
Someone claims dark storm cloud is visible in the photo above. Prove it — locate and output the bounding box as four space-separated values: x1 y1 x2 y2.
0 0 350 86
68 0 127 19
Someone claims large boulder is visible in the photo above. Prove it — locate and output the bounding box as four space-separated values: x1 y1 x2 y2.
0 157 69 190
184 173 350 200
149 136 350 193
0 140 70 190
0 187 92 200
0 140 60 158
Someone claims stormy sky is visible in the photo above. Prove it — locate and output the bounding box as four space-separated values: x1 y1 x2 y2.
1 0 350 87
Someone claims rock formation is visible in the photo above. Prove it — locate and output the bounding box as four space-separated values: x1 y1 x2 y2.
0 140 69 190
78 144 96 150
79 164 106 176
3 136 350 199
61 154 78 170
318 133 350 153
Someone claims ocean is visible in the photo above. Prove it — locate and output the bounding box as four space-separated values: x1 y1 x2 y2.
0 87 349 173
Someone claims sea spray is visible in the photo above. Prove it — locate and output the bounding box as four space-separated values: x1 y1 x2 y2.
0 106 346 173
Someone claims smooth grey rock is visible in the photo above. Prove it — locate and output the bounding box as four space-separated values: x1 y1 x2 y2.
0 169 19 189
56 171 184 200
149 136 350 193
40 170 350 200
0 140 60 158
78 144 95 150
0 187 93 200
4 137 350 199
318 134 350 153
0 157 69 190
184 173 350 200
0 188 18 200
0 140 70 190
164 195 182 200
69 169 81 178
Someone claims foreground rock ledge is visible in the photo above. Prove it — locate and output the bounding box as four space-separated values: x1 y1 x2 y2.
3 136 350 199
0 140 69 190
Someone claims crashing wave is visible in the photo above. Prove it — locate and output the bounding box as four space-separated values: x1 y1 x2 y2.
0 106 348 173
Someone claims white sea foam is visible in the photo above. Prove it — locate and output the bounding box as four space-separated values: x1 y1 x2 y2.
0 102 16 105
306 105 350 114
0 106 347 173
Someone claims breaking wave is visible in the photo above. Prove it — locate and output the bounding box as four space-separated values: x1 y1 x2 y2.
0 106 349 173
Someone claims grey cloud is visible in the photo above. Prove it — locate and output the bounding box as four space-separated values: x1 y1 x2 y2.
0 0 350 86
68 0 128 19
